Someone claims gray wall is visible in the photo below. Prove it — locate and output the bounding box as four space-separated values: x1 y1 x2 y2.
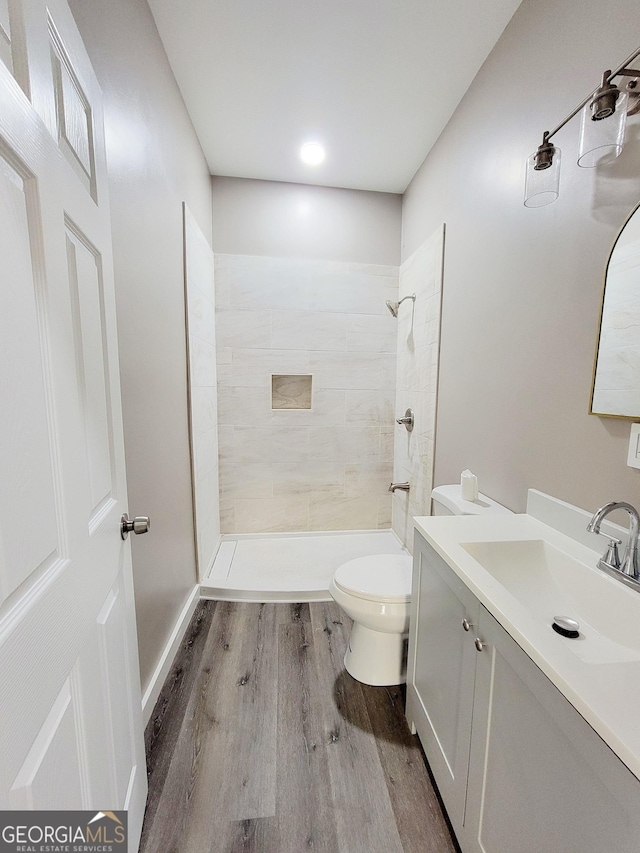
212 177 402 265
70 0 212 693
402 0 640 514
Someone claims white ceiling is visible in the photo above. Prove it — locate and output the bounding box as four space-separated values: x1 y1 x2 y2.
148 0 523 194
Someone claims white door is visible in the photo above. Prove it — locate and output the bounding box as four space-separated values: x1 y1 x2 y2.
0 0 147 847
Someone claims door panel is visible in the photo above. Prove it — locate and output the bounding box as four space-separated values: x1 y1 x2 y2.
0 0 13 72
49 14 95 198
8 0 55 132
0 141 60 605
96 573 138 806
10 679 84 810
65 222 115 525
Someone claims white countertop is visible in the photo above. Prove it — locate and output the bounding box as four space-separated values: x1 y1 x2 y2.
413 510 640 781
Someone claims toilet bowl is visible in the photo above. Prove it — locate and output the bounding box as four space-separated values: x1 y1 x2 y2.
329 553 413 686
330 485 513 687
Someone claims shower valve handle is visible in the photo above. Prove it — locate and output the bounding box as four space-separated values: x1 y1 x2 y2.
396 409 414 432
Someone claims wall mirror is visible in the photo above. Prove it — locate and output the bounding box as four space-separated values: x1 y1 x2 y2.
591 201 640 419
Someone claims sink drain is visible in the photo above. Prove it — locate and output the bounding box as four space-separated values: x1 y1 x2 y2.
552 616 580 639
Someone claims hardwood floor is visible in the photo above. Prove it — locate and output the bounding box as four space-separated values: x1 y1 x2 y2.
140 601 458 853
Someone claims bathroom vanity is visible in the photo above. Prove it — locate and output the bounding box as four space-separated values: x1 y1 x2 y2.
407 491 640 853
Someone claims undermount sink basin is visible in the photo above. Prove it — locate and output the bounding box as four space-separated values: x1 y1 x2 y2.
459 539 640 656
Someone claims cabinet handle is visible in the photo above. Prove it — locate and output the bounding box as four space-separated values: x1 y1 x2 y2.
462 618 472 632
474 638 485 652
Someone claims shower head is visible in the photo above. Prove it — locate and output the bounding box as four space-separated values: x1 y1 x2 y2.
385 293 416 318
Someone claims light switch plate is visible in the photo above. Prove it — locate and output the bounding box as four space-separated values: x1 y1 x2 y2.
627 423 640 470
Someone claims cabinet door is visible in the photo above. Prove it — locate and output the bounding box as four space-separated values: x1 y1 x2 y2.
463 606 640 853
406 533 480 835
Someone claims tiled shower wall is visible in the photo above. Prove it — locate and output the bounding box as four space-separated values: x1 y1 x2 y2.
184 206 220 576
392 227 444 549
214 254 399 533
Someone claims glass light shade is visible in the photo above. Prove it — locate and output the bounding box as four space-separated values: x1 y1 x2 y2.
577 92 627 168
524 146 561 208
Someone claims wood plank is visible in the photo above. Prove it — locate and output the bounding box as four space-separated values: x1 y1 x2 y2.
139 601 235 853
140 600 215 848
213 818 279 853
361 682 458 853
276 620 340 851
309 603 405 853
286 601 311 623
143 601 215 810
177 602 278 851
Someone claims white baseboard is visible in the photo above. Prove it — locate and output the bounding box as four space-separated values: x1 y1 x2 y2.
141 585 200 726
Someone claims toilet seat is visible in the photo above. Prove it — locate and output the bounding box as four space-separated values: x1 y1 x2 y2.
333 554 412 603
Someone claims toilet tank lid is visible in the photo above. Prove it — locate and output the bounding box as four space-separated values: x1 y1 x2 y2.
431 484 513 516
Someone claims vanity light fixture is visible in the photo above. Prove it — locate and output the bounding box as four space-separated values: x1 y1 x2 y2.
524 132 561 208
524 45 640 208
577 72 628 168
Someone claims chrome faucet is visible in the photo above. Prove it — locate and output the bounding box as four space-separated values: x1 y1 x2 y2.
587 501 640 586
389 482 410 493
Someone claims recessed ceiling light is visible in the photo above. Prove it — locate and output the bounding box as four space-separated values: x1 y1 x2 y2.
300 142 326 166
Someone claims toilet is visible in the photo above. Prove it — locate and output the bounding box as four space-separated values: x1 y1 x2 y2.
329 553 413 686
329 484 512 687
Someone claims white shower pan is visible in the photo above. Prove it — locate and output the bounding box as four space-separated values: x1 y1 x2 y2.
201 529 408 603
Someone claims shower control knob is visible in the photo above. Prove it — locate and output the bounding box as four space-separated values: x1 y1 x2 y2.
396 408 414 432
121 513 151 540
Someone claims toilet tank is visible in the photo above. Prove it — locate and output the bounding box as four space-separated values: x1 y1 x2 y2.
431 484 513 516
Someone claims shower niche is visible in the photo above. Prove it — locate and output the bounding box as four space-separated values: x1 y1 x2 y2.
271 374 313 410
